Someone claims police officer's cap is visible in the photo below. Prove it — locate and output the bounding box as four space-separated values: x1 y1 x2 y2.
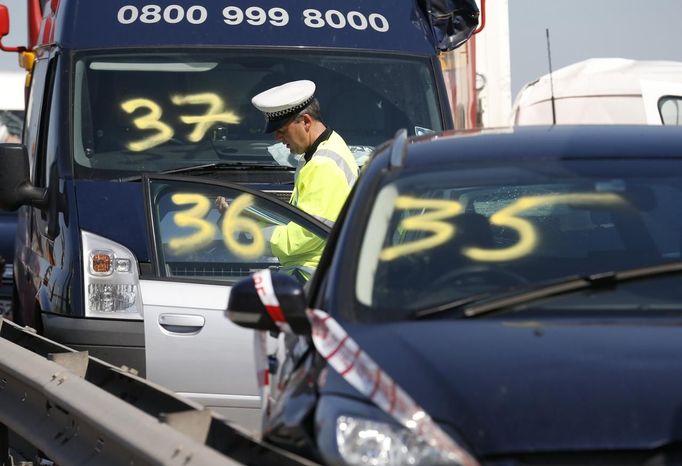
252 80 316 133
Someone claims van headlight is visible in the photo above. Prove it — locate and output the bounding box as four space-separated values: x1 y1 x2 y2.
336 416 468 466
82 230 142 319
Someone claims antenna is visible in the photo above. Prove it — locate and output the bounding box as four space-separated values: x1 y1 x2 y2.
545 28 557 125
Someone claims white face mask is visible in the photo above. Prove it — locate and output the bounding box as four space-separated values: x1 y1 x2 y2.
268 142 305 167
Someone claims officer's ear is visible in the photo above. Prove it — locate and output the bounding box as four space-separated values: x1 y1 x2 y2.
301 113 313 129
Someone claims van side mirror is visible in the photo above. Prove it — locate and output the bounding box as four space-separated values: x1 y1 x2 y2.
0 143 47 210
0 5 10 37
0 5 25 53
226 272 311 336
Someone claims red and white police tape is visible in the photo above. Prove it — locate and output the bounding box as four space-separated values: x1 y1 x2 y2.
251 269 480 466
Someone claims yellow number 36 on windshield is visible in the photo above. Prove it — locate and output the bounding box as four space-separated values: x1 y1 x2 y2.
168 193 265 259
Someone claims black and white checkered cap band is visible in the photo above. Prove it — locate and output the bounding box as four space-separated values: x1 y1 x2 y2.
264 96 314 120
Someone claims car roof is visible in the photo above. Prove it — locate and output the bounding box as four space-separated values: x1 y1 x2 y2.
401 125 682 169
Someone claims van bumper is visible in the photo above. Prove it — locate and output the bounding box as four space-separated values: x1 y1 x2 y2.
41 313 146 376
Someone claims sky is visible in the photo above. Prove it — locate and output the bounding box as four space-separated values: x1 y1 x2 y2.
1 0 681 97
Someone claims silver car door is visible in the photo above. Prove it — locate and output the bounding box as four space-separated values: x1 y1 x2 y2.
140 278 262 431
142 175 331 433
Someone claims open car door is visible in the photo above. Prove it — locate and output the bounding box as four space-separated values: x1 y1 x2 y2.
141 175 331 432
641 80 682 125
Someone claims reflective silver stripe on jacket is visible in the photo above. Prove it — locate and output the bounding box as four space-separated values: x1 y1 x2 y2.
314 149 357 187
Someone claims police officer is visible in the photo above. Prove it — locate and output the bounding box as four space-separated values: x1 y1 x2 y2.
216 80 358 282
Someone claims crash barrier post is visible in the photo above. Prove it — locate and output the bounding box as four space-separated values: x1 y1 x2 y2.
0 318 318 466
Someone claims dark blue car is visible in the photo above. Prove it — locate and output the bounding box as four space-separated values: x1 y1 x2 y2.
228 125 682 465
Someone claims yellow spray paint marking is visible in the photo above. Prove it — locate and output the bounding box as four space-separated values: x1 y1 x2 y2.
379 196 462 261
168 193 216 255
221 193 266 259
121 98 174 151
172 93 241 142
464 192 626 262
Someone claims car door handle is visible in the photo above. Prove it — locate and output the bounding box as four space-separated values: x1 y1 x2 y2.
158 314 205 334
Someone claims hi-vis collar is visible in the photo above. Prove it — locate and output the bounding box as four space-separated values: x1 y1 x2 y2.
252 269 480 466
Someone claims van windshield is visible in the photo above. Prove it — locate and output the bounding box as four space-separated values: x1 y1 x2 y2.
72 50 444 179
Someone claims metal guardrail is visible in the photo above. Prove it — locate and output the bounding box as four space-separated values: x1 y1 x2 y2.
0 318 319 466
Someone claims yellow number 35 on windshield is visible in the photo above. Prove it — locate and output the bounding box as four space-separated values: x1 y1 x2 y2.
380 193 625 263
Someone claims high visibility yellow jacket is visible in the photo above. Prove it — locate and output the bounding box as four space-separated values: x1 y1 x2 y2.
270 131 358 273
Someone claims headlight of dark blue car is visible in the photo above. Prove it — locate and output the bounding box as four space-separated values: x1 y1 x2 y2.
335 415 471 466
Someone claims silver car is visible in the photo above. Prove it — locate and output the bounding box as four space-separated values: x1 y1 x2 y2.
141 177 331 431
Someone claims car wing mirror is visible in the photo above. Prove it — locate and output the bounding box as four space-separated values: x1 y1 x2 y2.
226 272 311 336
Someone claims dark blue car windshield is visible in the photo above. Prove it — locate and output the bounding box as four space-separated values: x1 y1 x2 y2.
354 160 682 320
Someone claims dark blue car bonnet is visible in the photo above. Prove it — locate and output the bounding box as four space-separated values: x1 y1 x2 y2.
321 318 682 455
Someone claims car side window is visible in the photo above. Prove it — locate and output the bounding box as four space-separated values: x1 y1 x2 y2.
147 178 330 285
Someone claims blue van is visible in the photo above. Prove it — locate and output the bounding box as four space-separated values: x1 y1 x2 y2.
0 0 479 428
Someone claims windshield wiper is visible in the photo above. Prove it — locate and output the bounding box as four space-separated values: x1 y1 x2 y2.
414 261 682 320
414 292 493 319
118 161 293 181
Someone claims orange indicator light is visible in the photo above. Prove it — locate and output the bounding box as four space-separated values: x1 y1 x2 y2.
92 254 112 273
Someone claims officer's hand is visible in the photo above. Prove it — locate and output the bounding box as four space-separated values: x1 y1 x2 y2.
215 196 230 214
